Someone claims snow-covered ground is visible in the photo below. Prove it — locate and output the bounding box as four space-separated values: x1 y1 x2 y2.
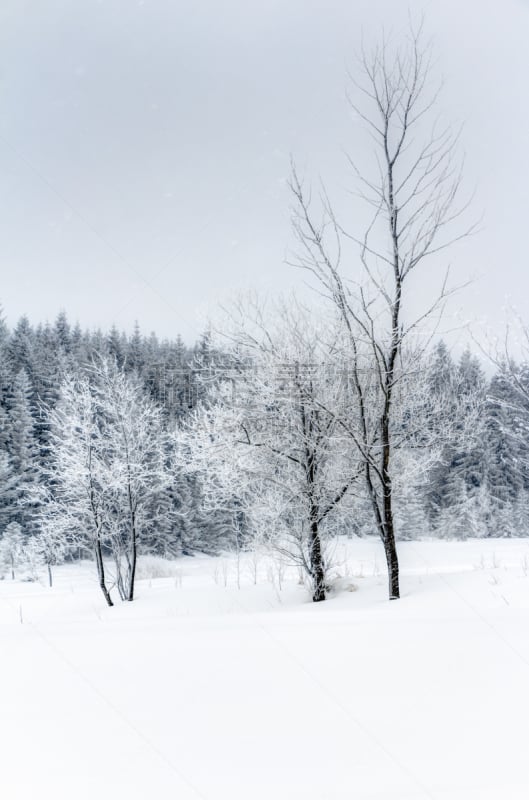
2 538 529 800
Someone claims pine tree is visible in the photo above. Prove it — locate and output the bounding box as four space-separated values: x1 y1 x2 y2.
0 404 10 451
429 340 457 395
425 345 488 538
7 370 39 535
0 305 8 344
0 451 17 529
484 370 525 535
127 321 144 372
54 311 71 352
70 322 83 357
394 478 430 540
106 325 125 367
0 521 24 579
454 349 487 494
425 342 458 525
0 305 10 403
32 323 63 453
7 316 35 381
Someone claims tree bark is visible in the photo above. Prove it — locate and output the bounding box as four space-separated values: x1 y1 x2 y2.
383 527 400 600
94 538 113 607
309 517 326 602
381 430 400 599
127 508 137 602
116 560 127 601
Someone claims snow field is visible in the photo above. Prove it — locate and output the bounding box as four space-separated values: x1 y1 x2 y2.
1 538 529 799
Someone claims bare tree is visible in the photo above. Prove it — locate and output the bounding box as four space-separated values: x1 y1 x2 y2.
289 24 473 599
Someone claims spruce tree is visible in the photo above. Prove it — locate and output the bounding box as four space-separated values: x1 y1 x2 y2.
54 311 71 352
482 370 526 535
7 316 35 381
7 370 39 535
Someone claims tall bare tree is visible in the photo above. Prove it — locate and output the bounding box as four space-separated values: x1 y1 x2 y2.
289 24 473 599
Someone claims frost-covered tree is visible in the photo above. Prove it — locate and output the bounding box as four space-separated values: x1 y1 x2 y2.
426 346 487 533
106 325 125 367
93 359 172 600
454 350 487 491
7 369 39 534
0 306 10 404
0 452 18 530
7 316 35 381
0 521 24 580
39 372 114 604
394 476 430 541
25 524 70 587
179 303 361 602
483 370 526 535
53 311 71 353
127 321 144 372
40 359 172 605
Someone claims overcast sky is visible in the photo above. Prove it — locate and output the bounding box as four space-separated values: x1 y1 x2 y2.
0 0 528 346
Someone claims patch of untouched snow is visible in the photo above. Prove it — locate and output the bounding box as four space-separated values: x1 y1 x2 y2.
1 538 529 799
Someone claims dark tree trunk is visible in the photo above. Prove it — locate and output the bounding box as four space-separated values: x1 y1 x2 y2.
88 448 112 606
309 518 326 602
94 538 113 607
381 481 400 598
116 564 127 601
127 510 137 602
380 370 400 600
383 525 400 600
366 462 401 600
47 563 53 588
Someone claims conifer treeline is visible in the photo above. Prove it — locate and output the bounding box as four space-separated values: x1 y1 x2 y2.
421 343 529 539
0 309 232 555
0 309 528 548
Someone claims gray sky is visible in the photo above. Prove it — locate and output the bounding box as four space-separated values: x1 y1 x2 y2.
0 0 528 346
